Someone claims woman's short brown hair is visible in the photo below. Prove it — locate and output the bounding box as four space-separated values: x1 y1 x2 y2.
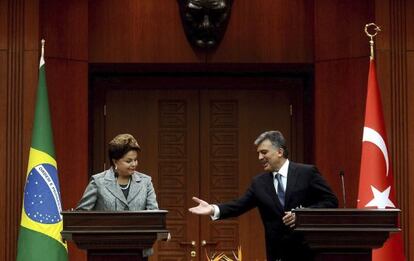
108 134 141 166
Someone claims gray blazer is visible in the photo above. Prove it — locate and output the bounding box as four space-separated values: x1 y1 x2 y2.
76 168 159 257
76 168 158 211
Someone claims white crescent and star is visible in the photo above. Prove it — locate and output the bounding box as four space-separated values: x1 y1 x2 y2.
365 185 395 209
362 127 389 176
361 126 395 208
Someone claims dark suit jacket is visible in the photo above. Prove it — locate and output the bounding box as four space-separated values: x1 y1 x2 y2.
218 161 338 261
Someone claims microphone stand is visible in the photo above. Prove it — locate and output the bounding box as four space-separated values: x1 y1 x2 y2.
339 170 346 208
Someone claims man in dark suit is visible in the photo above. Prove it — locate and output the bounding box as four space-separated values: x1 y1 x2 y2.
189 130 338 261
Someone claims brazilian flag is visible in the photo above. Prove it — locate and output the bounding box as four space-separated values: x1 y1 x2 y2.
17 43 68 261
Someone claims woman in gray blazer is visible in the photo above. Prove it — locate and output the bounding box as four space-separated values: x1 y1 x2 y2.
76 133 159 258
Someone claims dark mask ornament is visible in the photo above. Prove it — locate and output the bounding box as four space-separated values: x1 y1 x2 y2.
178 0 233 49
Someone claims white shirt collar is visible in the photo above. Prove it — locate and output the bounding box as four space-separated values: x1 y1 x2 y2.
273 159 289 178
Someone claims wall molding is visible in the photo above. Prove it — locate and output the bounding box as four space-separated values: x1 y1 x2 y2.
6 0 25 260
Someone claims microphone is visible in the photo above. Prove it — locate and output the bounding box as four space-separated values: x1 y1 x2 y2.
339 170 346 208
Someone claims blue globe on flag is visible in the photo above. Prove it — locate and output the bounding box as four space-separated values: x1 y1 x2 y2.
23 163 62 224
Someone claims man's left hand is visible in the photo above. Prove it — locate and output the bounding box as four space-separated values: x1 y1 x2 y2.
282 211 295 228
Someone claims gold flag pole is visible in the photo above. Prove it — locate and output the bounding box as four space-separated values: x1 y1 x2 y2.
364 23 381 60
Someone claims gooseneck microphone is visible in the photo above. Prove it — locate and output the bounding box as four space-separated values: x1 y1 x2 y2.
339 170 346 208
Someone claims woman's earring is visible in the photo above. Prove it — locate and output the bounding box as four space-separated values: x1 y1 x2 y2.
115 165 118 170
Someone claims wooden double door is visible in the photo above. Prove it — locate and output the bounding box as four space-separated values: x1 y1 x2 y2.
92 84 303 261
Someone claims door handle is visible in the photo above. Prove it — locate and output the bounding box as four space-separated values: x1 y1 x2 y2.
179 240 196 247
201 240 218 247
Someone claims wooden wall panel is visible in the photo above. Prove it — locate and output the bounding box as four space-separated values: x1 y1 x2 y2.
88 0 201 63
24 0 38 50
0 11 7 261
388 1 410 256
314 58 367 207
39 0 88 60
375 0 412 258
5 1 27 260
315 0 413 258
374 0 390 51
208 0 313 63
406 3 413 258
1 4 10 257
0 0 40 259
315 0 374 61
88 0 313 63
43 61 88 258
40 1 89 260
407 0 414 50
0 0 7 49
45 59 89 209
22 51 39 208
407 52 414 261
0 51 7 261
314 0 372 207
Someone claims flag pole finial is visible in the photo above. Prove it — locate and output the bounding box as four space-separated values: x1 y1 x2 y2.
41 39 45 59
364 23 381 60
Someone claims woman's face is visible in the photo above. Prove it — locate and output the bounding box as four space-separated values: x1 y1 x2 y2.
113 150 138 177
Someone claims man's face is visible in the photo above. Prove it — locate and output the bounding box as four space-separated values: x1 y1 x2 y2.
178 0 232 48
257 139 284 172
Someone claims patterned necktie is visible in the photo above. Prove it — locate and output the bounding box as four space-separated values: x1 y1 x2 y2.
275 173 285 207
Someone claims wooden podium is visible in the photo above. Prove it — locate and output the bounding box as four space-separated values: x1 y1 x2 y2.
293 208 401 261
61 210 169 261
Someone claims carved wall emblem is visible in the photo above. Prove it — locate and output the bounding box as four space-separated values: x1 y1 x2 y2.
178 0 233 49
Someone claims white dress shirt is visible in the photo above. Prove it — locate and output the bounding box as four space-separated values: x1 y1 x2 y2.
273 159 289 193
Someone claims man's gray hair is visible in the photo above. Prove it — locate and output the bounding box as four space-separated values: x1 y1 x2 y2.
254 130 289 158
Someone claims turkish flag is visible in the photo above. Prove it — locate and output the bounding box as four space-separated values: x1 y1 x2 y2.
358 59 405 260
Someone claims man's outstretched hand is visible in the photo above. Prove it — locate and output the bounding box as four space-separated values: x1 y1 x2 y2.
188 197 214 215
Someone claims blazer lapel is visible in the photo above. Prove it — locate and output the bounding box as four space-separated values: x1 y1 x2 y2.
284 162 299 208
104 168 128 206
127 173 143 204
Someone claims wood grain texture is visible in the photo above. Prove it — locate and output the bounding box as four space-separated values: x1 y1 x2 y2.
0 1 38 260
22 50 39 198
407 0 414 50
315 0 374 61
88 0 201 63
388 1 410 257
0 51 7 261
89 0 313 63
407 51 414 261
314 58 368 208
5 1 26 260
374 0 390 51
208 0 313 63
39 0 88 60
375 0 412 258
0 0 7 49
24 0 39 50
39 2 89 260
45 58 88 261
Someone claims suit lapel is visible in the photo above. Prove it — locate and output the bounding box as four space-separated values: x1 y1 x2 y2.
127 173 143 204
284 162 299 208
104 169 128 206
